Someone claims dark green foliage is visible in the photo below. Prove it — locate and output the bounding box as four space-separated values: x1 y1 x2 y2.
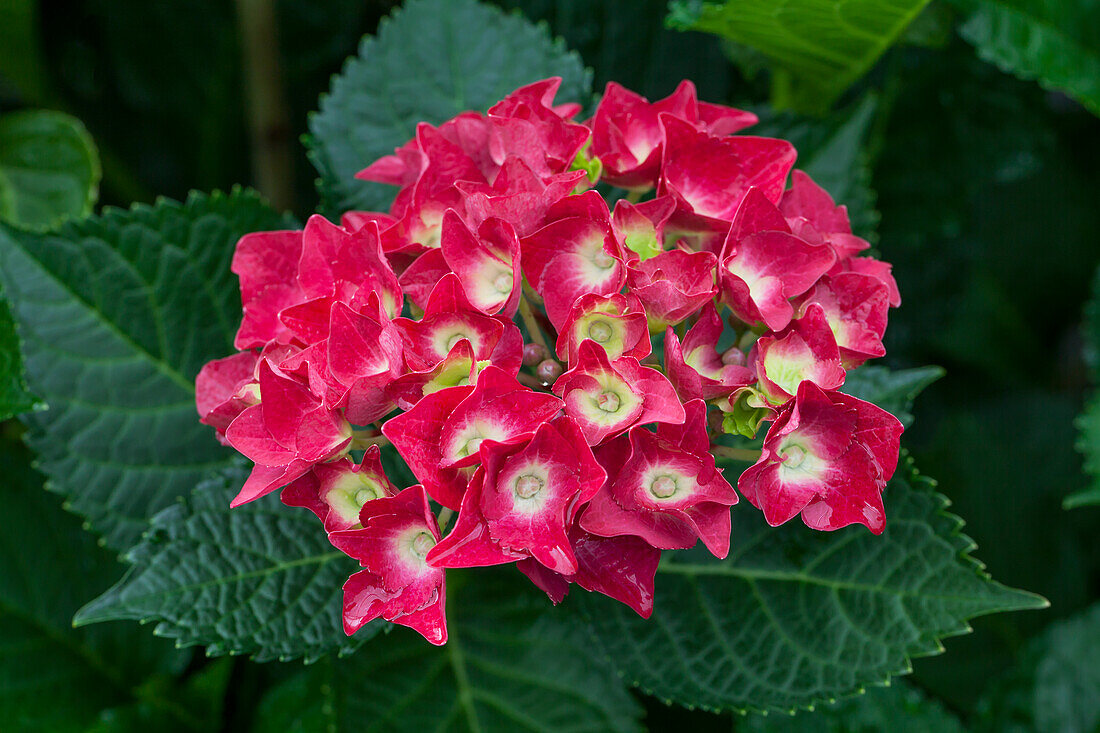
308 0 591 216
579 462 1044 713
251 570 644 732
0 190 292 552
76 465 373 662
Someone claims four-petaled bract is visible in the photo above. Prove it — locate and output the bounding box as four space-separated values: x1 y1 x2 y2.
196 77 904 645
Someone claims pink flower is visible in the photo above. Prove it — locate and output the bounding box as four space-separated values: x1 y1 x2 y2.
830 254 901 308
664 303 754 402
588 80 756 190
325 298 404 424
386 338 483 411
281 445 397 532
752 303 847 406
231 229 304 349
521 191 627 329
517 527 661 618
426 416 604 574
796 273 890 368
486 78 590 180
738 381 904 534
382 366 563 508
719 189 836 331
330 486 447 645
626 247 717 329
393 273 521 374
296 215 403 319
439 212 522 316
552 340 685 445
659 114 795 224
225 360 352 507
778 170 869 260
196 351 260 443
581 400 738 557
555 292 651 366
612 195 676 261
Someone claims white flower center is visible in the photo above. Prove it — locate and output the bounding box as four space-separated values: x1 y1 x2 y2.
596 390 621 413
492 272 512 294
514 473 544 499
780 444 807 469
649 474 678 499
411 531 435 559
593 250 614 269
587 319 613 343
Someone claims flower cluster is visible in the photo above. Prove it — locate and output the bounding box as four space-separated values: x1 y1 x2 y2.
197 78 904 646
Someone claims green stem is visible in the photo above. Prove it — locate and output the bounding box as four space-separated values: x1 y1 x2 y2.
518 294 549 352
350 432 389 451
711 445 762 462
437 507 454 532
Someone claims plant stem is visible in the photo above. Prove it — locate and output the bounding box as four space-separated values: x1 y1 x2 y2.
351 432 389 450
437 508 454 532
518 294 549 352
711 445 762 462
235 0 294 211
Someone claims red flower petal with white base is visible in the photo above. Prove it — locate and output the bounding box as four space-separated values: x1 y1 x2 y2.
330 486 447 645
553 340 685 445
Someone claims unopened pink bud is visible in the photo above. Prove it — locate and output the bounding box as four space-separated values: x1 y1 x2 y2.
536 359 563 384
523 342 549 367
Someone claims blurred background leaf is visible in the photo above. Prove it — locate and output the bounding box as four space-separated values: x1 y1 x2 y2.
666 0 933 113
951 0 1100 116
0 436 219 732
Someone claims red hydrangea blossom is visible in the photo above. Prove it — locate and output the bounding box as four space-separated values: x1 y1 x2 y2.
197 77 905 646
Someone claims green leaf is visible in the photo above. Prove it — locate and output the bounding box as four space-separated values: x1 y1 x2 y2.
0 189 292 552
0 287 40 421
977 602 1100 733
577 459 1046 713
1069 394 1100 508
752 94 880 239
252 570 642 733
1069 264 1100 508
75 464 374 663
736 680 965 732
667 0 932 113
0 1 47 103
0 110 101 229
308 0 592 216
842 364 944 428
953 0 1100 116
0 438 200 732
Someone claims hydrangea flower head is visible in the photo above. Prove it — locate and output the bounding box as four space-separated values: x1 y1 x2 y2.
198 78 904 645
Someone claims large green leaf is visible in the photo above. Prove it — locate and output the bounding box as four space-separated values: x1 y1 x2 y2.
953 0 1100 116
977 602 1100 733
307 0 592 216
251 570 642 733
842 364 944 428
0 289 40 421
0 189 291 552
1070 394 1100 509
667 0 933 113
736 680 965 732
75 465 373 663
0 110 101 229
1070 263 1100 508
0 109 102 421
578 460 1045 713
0 438 203 732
